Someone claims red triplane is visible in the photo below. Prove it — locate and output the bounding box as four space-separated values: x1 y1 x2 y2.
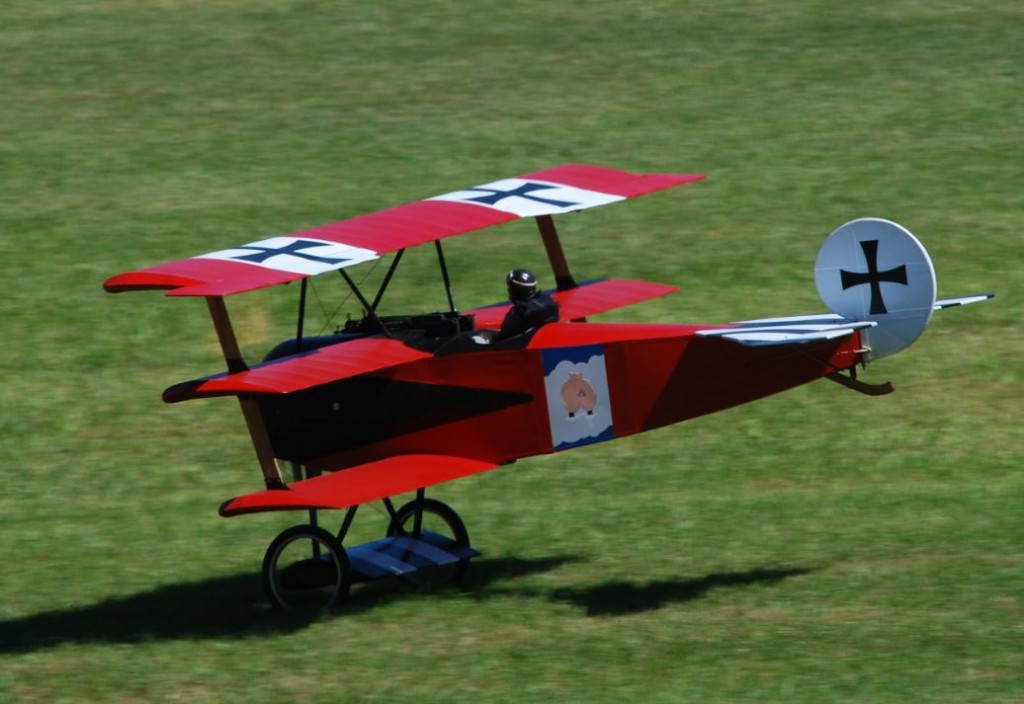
105 164 991 611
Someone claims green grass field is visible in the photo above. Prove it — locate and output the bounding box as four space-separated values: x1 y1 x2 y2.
1 1 1020 702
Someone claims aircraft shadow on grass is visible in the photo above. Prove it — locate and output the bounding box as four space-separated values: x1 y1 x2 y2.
543 567 815 617
0 560 812 653
0 555 578 653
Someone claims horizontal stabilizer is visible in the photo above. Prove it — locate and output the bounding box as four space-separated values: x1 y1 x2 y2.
696 317 875 347
164 337 430 402
935 293 994 310
466 278 679 327
702 291 994 350
219 454 499 516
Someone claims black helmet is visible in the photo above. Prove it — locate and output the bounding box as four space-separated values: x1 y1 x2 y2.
506 268 537 300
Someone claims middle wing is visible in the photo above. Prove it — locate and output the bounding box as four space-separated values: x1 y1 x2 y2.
465 278 679 327
163 337 431 403
219 454 499 516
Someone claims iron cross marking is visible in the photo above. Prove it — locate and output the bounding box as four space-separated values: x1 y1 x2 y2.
464 182 579 209
231 239 352 266
840 239 908 315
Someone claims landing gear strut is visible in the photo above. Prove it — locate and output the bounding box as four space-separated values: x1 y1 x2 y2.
260 493 477 612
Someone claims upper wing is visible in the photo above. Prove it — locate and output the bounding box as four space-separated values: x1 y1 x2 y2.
219 454 499 516
163 337 430 403
465 278 679 327
696 313 876 347
105 164 703 297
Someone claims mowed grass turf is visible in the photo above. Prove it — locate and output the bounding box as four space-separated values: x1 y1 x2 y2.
1 1 1020 702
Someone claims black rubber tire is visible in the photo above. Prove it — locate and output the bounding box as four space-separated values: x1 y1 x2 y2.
262 524 352 612
386 498 471 588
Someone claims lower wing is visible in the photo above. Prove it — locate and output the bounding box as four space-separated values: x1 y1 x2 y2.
220 454 499 517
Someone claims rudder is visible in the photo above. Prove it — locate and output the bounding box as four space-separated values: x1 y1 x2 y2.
814 218 936 361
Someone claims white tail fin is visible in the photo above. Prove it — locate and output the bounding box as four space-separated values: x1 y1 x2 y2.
814 218 936 361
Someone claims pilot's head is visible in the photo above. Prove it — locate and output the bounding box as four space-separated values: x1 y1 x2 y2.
506 268 537 301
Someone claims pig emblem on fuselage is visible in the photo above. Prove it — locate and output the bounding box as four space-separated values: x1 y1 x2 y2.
560 372 598 417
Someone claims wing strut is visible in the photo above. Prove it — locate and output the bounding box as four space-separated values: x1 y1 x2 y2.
435 240 458 315
370 249 405 311
536 215 577 291
339 269 392 338
205 296 285 488
295 278 308 353
207 296 248 374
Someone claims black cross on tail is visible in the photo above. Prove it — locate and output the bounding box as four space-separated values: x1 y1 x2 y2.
840 239 908 315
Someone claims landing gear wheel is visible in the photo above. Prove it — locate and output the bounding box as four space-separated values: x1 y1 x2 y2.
262 525 352 613
387 498 471 588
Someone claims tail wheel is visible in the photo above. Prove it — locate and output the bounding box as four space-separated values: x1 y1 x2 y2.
262 525 352 613
387 498 471 588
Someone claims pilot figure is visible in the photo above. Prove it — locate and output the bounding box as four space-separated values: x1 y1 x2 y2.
499 268 560 338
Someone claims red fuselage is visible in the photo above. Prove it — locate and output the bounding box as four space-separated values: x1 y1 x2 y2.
257 322 862 474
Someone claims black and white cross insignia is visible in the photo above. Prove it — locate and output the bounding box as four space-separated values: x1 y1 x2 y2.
462 182 580 209
200 237 378 275
431 178 623 216
229 239 353 266
840 239 908 315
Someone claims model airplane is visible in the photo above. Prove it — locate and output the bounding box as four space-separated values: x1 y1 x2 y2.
105 164 992 611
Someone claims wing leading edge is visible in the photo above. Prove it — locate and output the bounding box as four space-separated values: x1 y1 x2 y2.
105 165 704 297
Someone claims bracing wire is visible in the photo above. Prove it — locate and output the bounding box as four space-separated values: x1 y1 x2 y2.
313 258 383 336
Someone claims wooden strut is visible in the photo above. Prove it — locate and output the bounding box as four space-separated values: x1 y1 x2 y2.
535 215 577 291
206 296 286 489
